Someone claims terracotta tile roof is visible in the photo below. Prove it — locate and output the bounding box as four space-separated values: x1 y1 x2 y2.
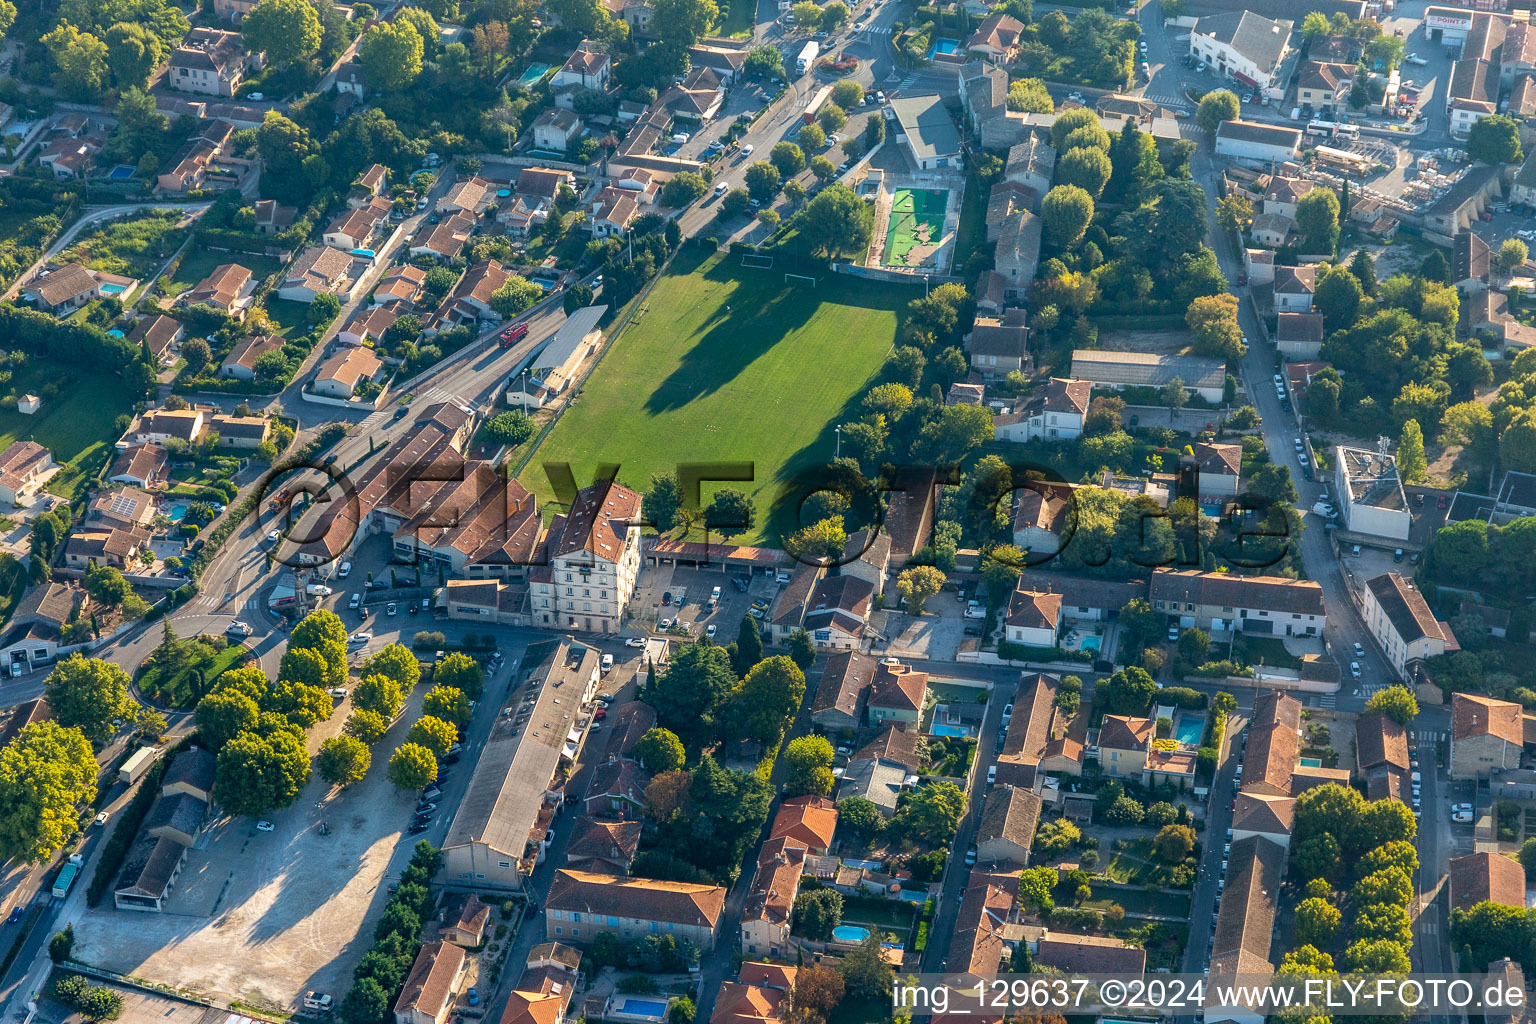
812 651 877 720
375 264 427 306
445 892 491 939
768 795 837 851
1450 851 1526 912
342 303 399 342
976 784 1040 857
742 836 804 927
851 723 921 772
868 663 927 713
109 444 169 487
1454 692 1525 746
566 817 641 869
602 701 657 761
1356 711 1410 772
33 263 98 307
997 672 1086 774
1242 690 1302 796
316 346 383 392
1036 932 1148 974
546 868 726 928
1211 835 1283 976
223 334 284 372
1098 714 1153 752
1195 441 1242 478
551 480 640 562
517 167 575 201
283 246 354 292
139 409 204 441
1006 588 1062 631
945 872 1017 975
126 314 184 359
1151 568 1325 618
1368 572 1447 645
185 263 251 309
1231 792 1295 835
803 574 874 637
394 941 465 1020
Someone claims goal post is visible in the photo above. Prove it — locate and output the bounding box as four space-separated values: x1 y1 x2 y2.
740 253 775 268
784 272 817 287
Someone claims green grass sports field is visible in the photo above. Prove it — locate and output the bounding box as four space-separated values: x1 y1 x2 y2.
882 187 947 266
520 248 909 546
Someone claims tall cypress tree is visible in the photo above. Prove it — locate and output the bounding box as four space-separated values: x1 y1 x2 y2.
732 614 764 676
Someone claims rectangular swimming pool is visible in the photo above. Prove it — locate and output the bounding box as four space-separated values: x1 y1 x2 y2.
926 37 960 57
615 999 669 1018
929 722 972 738
1300 756 1323 767
1174 715 1205 745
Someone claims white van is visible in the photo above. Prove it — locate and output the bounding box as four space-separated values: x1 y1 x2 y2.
601 653 614 673
986 765 997 784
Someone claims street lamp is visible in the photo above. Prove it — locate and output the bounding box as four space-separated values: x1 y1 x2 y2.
835 423 842 459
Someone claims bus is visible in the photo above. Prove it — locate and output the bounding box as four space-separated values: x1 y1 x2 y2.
1307 119 1360 140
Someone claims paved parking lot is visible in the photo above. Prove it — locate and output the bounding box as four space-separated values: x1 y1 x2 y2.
632 564 780 641
72 683 446 1010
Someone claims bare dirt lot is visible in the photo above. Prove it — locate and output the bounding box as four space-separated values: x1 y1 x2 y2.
1096 328 1193 355
72 687 434 1013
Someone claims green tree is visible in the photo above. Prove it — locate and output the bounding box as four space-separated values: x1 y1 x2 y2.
896 565 946 616
104 21 161 90
290 610 349 686
634 728 686 773
794 888 844 940
353 674 406 720
787 629 815 670
799 123 828 151
705 488 756 538
652 642 736 745
490 276 543 318
1216 193 1253 232
1152 823 1195 863
896 780 966 845
40 23 110 101
1364 685 1419 725
1041 184 1094 248
422 686 471 729
279 646 328 690
363 644 422 691
798 183 874 257
832 80 863 108
820 0 849 30
839 932 895 999
643 473 683 533
0 722 98 862
1314 263 1363 330
1349 247 1378 296
241 0 322 65
837 795 884 840
1501 238 1530 272
743 44 783 78
1057 146 1112 198
770 141 806 178
733 614 765 675
1195 89 1240 131
651 0 718 42
1007 77 1053 113
45 655 133 740
745 161 780 201
406 715 457 758
1177 627 1211 664
1295 896 1343 946
1099 666 1158 716
1296 188 1341 254
359 19 424 90
344 708 391 744
317 735 371 787
1519 837 1536 879
733 656 806 744
783 735 835 797
434 653 484 699
1049 107 1100 150
1467 114 1524 165
214 728 311 816
482 410 535 447
1397 419 1428 485
659 172 708 207
195 689 260 749
387 743 439 790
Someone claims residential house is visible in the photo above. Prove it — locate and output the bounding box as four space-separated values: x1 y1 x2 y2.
393 941 468 1024
1356 710 1410 802
1333 445 1412 541
1098 714 1154 779
1012 571 1143 624
1004 131 1055 199
0 587 82 677
552 42 611 94
436 177 494 218
1010 481 1075 557
967 13 1024 61
1296 60 1354 108
799 573 875 649
339 304 400 347
991 377 1091 442
1250 212 1295 248
974 784 1041 866
1260 176 1312 219
740 838 804 956
323 197 392 250
889 94 963 170
590 188 639 238
1449 851 1527 913
1275 311 1324 360
312 346 384 400
168 28 260 97
131 408 206 445
1005 587 1062 648
184 263 255 316
108 444 169 490
565 818 641 875
840 528 890 598
127 314 185 365
1361 572 1455 680
994 672 1088 787
516 167 576 205
944 872 1017 978
439 893 492 947
836 756 906 816
866 661 927 728
434 260 512 330
374 265 427 308
1450 692 1524 780
768 796 837 855
253 199 297 235
1193 441 1242 497
410 213 476 262
89 487 157 530
352 163 388 204
809 650 876 732
277 246 357 303
1273 264 1317 312
544 870 727 949
532 109 583 152
1150 568 1326 636
852 723 921 774
1448 57 1500 135
1206 836 1285 1024
711 964 796 1024
442 638 600 889
39 135 101 179
994 209 1042 301
1241 690 1302 797
662 68 726 122
1230 792 1296 850
62 525 150 570
220 334 284 381
1070 350 1226 403
209 414 271 450
0 441 59 506
27 263 132 315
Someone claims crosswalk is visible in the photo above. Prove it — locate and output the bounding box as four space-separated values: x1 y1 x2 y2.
860 24 893 36
416 385 479 410
1315 690 1337 708
1142 89 1192 109
1413 730 1449 745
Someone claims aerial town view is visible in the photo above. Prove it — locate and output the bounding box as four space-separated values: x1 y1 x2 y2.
0 0 1534 1022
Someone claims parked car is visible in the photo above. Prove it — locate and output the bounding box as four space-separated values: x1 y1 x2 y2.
257 820 275 832
386 603 397 616
1353 642 1365 658
1350 661 1362 678
625 637 647 647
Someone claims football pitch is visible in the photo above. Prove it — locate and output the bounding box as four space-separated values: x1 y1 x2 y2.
520 248 908 546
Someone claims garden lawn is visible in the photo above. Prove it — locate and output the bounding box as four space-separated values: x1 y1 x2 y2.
0 369 132 500
160 248 281 300
1242 635 1302 669
137 641 249 708
265 297 313 339
521 248 904 545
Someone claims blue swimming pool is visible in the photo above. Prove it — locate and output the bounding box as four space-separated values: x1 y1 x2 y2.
929 723 972 738
1081 635 1102 653
1300 756 1322 767
166 502 189 523
109 165 136 180
1174 715 1205 745
833 925 870 943
615 999 669 1018
515 62 553 87
99 283 128 295
927 37 961 57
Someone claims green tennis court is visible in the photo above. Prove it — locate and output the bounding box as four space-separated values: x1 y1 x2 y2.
881 187 948 266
